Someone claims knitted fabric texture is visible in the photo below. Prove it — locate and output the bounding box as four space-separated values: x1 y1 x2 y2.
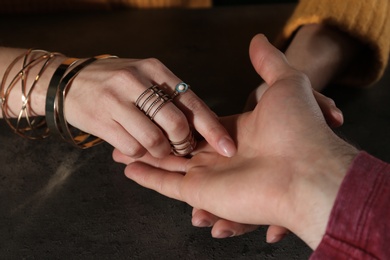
278 0 390 87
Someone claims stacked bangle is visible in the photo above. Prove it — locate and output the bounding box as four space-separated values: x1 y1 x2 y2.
0 49 62 139
45 54 118 149
1 49 118 149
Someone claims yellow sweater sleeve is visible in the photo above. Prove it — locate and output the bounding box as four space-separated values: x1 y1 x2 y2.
277 0 390 87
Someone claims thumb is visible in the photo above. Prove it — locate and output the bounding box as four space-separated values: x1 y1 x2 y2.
249 34 324 124
249 34 292 87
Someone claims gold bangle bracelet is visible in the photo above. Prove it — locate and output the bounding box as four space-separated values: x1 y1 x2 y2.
56 56 101 148
45 57 79 138
46 54 118 149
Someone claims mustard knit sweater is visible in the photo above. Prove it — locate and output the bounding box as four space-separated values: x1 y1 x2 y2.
2 0 389 86
279 0 390 86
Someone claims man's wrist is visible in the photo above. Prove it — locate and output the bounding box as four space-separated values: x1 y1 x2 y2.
290 140 359 249
285 24 362 91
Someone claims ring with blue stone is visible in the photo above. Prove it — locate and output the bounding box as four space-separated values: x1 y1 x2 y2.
172 82 190 99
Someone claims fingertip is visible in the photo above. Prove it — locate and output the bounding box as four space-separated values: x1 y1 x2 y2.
191 208 216 227
192 208 198 217
124 162 140 178
331 109 344 128
112 148 139 165
266 233 287 244
112 148 122 163
257 34 269 44
212 229 235 239
192 217 212 228
249 34 269 59
124 161 150 180
195 116 237 157
266 226 289 243
249 33 290 87
218 136 237 157
250 34 269 47
326 103 344 128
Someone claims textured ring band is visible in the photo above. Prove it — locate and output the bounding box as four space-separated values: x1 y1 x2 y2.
135 86 153 107
170 131 197 156
136 85 172 120
139 88 161 111
150 93 171 120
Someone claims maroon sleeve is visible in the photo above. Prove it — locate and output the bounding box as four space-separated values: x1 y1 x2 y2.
310 151 390 259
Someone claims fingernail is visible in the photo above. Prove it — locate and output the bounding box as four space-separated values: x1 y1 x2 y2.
218 137 236 157
336 108 344 119
267 233 286 243
215 230 235 239
257 34 268 42
333 107 344 122
192 219 212 227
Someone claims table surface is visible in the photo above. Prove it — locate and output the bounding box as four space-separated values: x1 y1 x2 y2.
1 4 389 259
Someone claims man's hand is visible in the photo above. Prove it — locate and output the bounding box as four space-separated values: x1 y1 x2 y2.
114 34 358 249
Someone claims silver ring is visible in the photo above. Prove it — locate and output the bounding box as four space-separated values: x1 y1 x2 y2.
170 131 197 156
136 85 172 120
172 82 190 99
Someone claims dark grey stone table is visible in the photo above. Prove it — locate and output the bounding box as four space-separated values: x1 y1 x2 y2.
1 3 389 259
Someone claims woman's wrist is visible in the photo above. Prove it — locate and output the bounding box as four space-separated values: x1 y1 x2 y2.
30 54 66 116
0 47 66 117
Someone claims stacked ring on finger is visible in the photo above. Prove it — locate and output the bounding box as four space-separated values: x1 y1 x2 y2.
135 85 172 121
170 82 194 156
170 130 197 156
135 83 196 156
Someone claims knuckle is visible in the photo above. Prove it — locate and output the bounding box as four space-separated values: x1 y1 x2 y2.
98 68 144 106
289 70 310 85
142 58 166 71
324 96 336 106
183 96 205 112
298 72 311 86
109 67 140 85
141 131 166 148
163 112 188 134
98 87 119 106
124 144 147 159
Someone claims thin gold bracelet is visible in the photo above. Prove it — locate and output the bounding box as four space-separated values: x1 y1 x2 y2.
1 49 62 139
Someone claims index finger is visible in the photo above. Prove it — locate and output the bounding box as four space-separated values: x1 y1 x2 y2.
174 90 237 157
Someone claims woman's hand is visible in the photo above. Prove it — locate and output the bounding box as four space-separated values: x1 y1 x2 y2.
0 48 236 158
63 57 236 158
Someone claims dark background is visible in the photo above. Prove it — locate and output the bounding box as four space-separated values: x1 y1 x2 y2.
0 2 389 259
214 0 298 5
